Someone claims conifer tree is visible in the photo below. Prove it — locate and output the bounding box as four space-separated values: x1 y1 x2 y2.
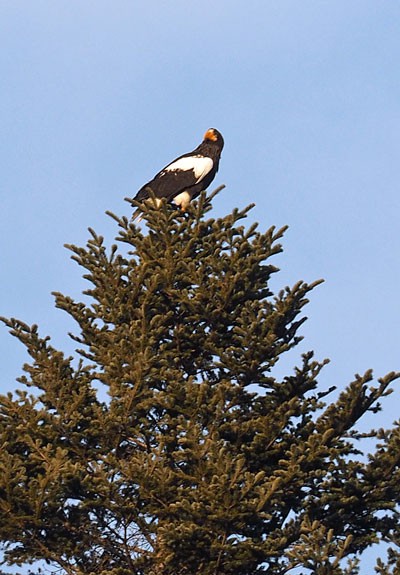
1 192 399 575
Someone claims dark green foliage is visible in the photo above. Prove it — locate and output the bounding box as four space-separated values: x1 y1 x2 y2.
1 193 399 575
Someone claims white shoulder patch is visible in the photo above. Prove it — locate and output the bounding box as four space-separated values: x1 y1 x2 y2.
164 155 213 183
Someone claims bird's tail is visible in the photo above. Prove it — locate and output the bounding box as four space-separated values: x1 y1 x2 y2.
124 196 142 221
131 208 143 222
125 190 162 223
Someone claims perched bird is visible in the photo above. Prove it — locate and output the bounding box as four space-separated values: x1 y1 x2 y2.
132 128 224 216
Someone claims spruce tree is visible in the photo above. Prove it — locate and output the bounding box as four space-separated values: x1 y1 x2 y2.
1 192 399 575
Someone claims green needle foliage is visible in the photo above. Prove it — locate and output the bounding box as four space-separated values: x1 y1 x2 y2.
1 192 399 575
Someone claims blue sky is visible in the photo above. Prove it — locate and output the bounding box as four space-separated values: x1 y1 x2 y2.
1 1 400 570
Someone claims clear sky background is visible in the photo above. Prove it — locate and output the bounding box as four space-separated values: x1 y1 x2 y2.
1 1 399 571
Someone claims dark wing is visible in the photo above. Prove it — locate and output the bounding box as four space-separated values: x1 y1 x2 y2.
135 155 213 201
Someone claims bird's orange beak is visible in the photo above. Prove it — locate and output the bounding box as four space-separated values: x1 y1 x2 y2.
204 128 218 142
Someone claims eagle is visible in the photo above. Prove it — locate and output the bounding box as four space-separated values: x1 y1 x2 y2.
132 128 224 217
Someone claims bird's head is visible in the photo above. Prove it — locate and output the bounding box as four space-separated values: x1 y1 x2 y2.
203 128 224 149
